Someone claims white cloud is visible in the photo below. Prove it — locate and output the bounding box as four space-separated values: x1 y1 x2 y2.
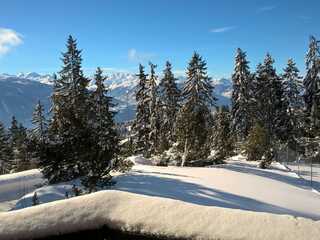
0 28 23 56
209 26 236 33
257 6 276 13
128 48 155 62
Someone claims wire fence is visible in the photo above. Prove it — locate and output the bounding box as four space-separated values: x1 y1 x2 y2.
278 142 320 192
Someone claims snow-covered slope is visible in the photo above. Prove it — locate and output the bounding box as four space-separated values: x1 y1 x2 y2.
1 156 320 239
0 72 232 126
0 169 44 211
6 155 320 220
1 190 320 240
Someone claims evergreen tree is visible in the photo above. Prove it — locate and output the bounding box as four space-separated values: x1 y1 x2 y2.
32 100 48 143
42 36 91 183
159 61 181 150
231 48 253 140
176 52 216 166
303 36 320 132
147 62 161 154
9 116 20 147
0 122 12 174
8 117 29 171
133 64 150 156
244 122 268 161
254 54 288 146
282 59 304 145
82 67 119 189
212 106 234 161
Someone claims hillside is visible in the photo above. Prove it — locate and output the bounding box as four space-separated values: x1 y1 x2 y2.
0 72 231 126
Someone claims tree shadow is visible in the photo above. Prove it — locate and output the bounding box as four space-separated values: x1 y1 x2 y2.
113 173 319 220
132 170 195 179
222 162 313 191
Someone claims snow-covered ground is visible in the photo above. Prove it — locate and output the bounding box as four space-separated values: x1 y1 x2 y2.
0 169 44 211
0 155 320 239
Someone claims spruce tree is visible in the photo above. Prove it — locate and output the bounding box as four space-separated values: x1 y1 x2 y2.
231 48 253 140
176 52 216 166
32 100 48 144
244 122 268 161
303 36 320 133
43 36 91 183
8 117 29 171
159 61 181 150
212 106 234 162
82 67 119 189
0 122 12 174
133 64 150 156
282 59 304 145
254 54 288 146
147 62 161 154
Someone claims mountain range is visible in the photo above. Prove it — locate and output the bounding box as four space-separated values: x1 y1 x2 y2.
0 72 232 127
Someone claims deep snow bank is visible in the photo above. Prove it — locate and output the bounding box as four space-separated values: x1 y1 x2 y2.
0 190 319 240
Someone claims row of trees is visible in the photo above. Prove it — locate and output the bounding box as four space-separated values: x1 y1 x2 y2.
233 36 320 166
132 52 233 166
0 116 33 174
132 36 320 167
0 36 125 188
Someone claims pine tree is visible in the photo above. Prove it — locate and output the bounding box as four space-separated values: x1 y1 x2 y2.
42 36 91 183
0 122 12 174
133 64 150 156
158 61 181 150
147 62 161 154
176 52 216 166
212 106 234 161
32 100 48 144
8 117 29 171
282 59 304 146
303 36 320 133
82 67 119 189
244 122 268 161
254 54 288 146
9 116 19 147
231 48 253 140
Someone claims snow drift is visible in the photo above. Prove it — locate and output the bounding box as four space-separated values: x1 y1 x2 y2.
0 190 319 240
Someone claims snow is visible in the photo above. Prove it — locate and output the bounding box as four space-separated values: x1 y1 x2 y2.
1 190 320 240
1 155 320 239
0 169 44 211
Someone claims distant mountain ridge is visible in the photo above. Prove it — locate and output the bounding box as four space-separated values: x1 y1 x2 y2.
0 72 232 127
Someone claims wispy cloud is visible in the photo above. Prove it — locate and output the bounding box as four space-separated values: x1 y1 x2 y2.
0 28 23 56
128 48 156 62
209 26 236 33
257 6 276 13
298 15 312 22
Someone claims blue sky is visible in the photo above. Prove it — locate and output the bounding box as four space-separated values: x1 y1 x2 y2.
0 0 319 78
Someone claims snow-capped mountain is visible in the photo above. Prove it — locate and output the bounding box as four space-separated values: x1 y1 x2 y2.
0 72 232 127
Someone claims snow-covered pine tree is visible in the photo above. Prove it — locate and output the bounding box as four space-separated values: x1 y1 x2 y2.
212 106 234 162
0 122 12 174
82 67 119 189
42 36 91 183
231 48 253 141
254 54 288 145
176 52 216 166
147 62 161 155
133 64 151 156
8 117 29 171
32 100 48 144
303 36 320 133
30 100 48 169
282 59 304 145
158 61 181 151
